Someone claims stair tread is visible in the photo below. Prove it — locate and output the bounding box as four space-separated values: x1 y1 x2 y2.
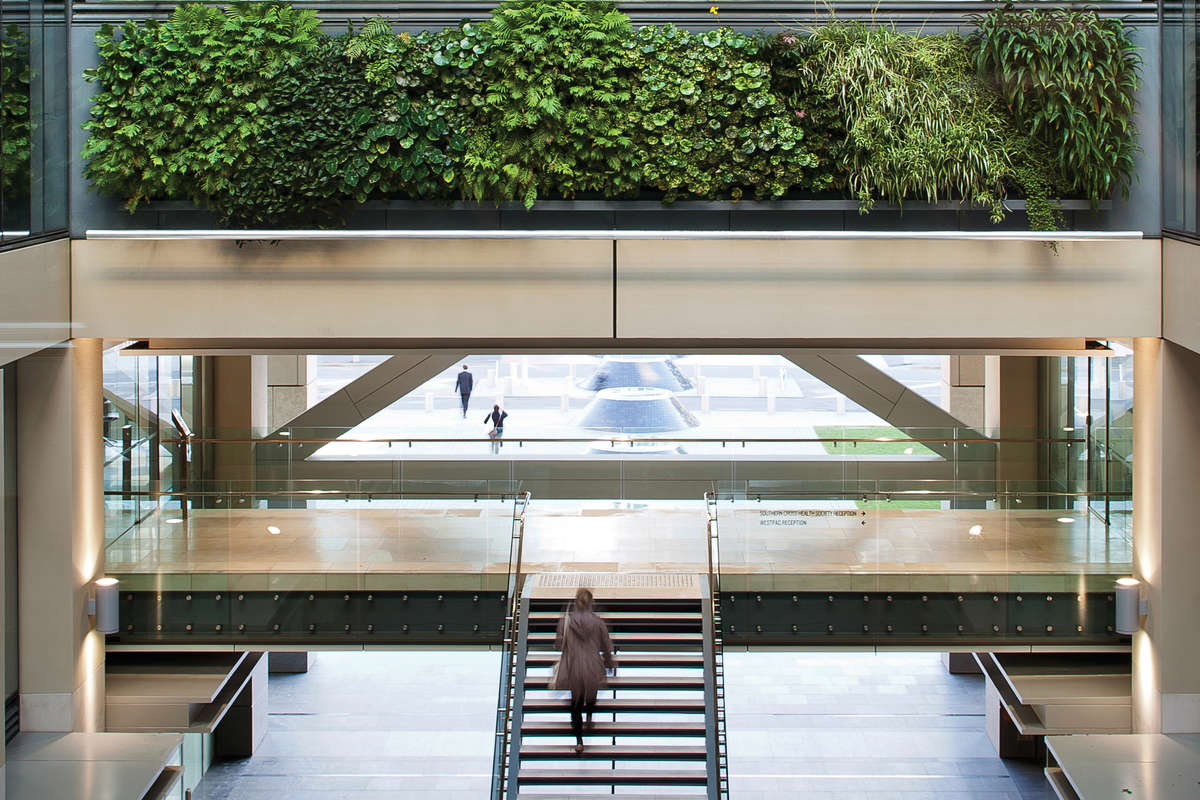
516 795 707 800
521 721 706 736
518 768 708 785
528 611 701 620
522 698 704 713
529 632 701 640
525 676 703 690
527 653 703 666
520 744 707 760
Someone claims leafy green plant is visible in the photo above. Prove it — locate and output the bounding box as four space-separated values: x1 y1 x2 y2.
345 20 492 204
464 0 636 207
82 2 322 211
78 2 1138 231
972 3 1140 207
1 25 31 200
786 20 1061 225
767 31 847 194
631 25 816 201
210 35 382 226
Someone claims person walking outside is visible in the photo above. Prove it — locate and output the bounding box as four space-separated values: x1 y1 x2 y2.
484 403 508 454
454 365 474 418
555 587 615 753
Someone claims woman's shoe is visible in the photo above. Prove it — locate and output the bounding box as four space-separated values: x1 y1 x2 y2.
574 742 584 754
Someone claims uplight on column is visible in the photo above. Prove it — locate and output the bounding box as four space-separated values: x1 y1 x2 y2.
1115 577 1141 635
92 577 120 635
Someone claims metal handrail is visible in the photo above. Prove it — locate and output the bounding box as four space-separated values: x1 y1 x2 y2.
491 490 531 800
704 490 729 799
159 435 1087 446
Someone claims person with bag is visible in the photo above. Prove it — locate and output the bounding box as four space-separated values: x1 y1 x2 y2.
483 403 508 454
552 587 615 753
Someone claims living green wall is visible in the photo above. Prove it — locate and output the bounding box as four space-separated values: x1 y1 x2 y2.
80 1 1140 230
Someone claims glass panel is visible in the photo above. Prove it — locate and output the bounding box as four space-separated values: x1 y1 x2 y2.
0 0 66 243
1164 0 1199 234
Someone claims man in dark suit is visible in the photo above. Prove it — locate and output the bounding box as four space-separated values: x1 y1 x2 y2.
455 365 474 418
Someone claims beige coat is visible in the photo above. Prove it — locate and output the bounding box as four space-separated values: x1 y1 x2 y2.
554 609 615 702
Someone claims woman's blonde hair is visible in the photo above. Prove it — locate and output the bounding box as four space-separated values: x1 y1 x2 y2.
574 587 594 611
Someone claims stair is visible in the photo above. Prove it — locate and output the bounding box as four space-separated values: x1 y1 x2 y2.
498 573 721 799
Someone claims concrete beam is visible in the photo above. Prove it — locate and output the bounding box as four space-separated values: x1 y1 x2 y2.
272 352 465 440
781 352 980 436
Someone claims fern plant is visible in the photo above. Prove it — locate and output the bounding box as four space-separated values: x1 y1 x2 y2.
82 2 322 211
345 19 492 203
465 0 637 207
972 2 1140 207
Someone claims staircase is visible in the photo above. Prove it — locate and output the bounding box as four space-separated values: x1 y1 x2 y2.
497 573 725 799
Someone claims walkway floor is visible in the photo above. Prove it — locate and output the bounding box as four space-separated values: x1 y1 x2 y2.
191 649 1051 800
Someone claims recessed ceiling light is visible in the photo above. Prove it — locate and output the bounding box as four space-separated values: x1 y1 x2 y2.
1116 577 1140 587
1062 426 1075 432
165 518 183 524
1057 517 1075 524
266 525 281 535
279 431 291 436
968 524 983 536
903 447 914 455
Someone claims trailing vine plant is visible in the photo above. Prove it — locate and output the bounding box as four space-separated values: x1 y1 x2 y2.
972 2 1140 207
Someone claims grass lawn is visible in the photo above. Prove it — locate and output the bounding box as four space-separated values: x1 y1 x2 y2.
813 425 940 457
855 499 944 510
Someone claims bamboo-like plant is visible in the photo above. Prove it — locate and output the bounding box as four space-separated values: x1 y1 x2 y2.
972 3 1140 207
796 20 1051 223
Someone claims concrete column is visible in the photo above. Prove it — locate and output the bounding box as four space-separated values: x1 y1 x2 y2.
1132 338 1200 733
942 356 986 429
984 356 1039 492
266 355 318 432
0 366 13 796
15 339 105 732
212 356 268 481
